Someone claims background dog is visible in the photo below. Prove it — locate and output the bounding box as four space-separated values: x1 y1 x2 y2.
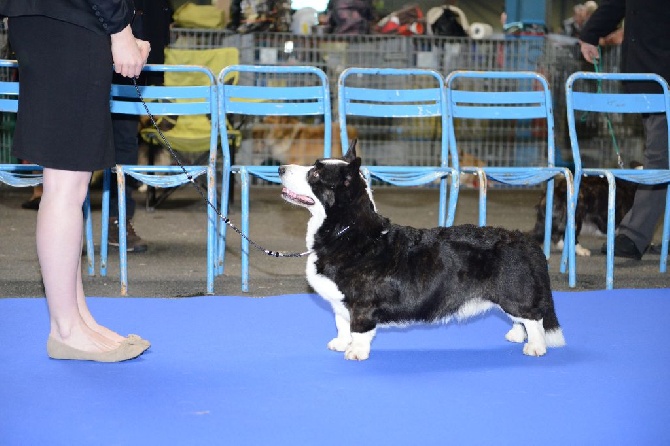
280 142 565 361
530 176 637 256
255 115 358 165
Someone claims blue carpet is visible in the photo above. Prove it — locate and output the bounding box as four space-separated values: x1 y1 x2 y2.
1 289 670 445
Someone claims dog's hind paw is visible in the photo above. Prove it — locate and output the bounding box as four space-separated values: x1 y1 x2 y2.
505 323 527 343
327 337 350 352
344 344 370 361
523 342 547 357
575 243 591 257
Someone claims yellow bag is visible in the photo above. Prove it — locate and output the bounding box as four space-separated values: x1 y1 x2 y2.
172 2 227 29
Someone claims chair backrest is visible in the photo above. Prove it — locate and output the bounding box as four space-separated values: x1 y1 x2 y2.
111 64 219 162
138 48 238 154
218 64 332 169
446 70 555 169
0 59 42 187
338 67 455 170
565 71 670 172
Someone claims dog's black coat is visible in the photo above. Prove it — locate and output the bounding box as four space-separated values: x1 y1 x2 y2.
531 176 637 245
280 143 564 359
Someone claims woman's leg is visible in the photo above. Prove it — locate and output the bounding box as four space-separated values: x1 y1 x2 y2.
38 168 119 352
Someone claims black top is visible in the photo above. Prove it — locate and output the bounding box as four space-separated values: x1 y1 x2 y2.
0 0 134 35
579 0 670 94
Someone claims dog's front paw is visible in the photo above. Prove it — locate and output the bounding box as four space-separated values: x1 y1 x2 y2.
575 243 591 257
523 342 547 357
327 337 350 352
344 343 370 361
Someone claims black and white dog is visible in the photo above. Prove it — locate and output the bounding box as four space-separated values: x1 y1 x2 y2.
279 143 565 361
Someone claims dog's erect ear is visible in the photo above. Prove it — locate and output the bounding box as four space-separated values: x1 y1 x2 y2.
343 139 358 162
344 155 362 187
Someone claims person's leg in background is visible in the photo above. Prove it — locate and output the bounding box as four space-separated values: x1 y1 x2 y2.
109 111 148 253
611 113 669 258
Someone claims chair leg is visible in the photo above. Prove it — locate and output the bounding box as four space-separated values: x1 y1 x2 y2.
206 168 216 295
445 174 460 227
604 172 617 290
566 172 576 288
240 167 250 292
100 168 111 277
660 188 670 273
477 169 487 227
543 178 555 260
117 168 129 296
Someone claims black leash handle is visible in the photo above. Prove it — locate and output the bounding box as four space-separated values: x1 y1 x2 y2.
131 77 310 258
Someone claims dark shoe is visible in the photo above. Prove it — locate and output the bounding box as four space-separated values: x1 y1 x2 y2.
646 243 662 255
600 234 643 260
21 196 41 210
109 218 148 253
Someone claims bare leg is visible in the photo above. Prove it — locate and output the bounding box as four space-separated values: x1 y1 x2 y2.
38 168 119 352
75 257 126 344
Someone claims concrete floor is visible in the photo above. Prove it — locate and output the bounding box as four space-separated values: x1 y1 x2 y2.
1 183 668 298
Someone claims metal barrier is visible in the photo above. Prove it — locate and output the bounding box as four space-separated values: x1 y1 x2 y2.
0 28 643 183
169 29 643 180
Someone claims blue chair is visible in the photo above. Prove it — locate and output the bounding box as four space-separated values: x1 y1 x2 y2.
102 64 219 295
0 59 96 275
337 67 460 228
446 70 576 287
217 65 332 292
566 71 670 289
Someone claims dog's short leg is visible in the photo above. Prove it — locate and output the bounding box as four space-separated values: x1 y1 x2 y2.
327 312 352 352
505 323 527 343
575 243 591 256
557 238 591 257
516 318 547 357
345 329 376 361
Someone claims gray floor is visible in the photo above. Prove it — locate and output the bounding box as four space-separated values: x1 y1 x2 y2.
1 183 668 298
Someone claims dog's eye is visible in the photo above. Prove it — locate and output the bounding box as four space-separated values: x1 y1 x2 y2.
310 170 319 179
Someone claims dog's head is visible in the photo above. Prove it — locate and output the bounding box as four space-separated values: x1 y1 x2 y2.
279 140 366 217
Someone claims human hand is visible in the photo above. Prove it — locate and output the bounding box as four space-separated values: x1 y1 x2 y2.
579 41 599 63
111 25 151 78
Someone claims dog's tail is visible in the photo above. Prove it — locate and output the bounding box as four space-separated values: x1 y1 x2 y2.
543 308 566 348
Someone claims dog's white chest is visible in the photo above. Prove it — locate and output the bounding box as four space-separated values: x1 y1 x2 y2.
306 253 345 303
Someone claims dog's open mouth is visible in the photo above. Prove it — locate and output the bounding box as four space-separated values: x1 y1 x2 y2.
282 187 315 206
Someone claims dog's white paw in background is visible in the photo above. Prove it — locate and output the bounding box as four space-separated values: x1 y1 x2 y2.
345 330 376 361
556 239 592 257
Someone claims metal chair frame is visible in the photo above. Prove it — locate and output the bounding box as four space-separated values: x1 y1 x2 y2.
217 64 332 292
565 71 670 289
102 64 219 295
337 67 460 228
446 70 576 287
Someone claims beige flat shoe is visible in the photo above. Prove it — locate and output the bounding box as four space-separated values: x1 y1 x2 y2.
126 334 151 351
47 336 146 362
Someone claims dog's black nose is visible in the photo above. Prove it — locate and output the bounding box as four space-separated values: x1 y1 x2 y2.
278 166 286 176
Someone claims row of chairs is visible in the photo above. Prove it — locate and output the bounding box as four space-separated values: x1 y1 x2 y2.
1 60 668 294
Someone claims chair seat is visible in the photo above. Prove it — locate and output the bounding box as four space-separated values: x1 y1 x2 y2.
0 165 43 187
235 165 282 184
583 168 670 185
482 167 569 186
116 165 209 188
363 166 456 187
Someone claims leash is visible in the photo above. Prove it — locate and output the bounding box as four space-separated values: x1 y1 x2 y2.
580 46 625 169
131 77 310 258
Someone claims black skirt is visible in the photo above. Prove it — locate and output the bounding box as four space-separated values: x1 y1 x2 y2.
9 16 115 171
